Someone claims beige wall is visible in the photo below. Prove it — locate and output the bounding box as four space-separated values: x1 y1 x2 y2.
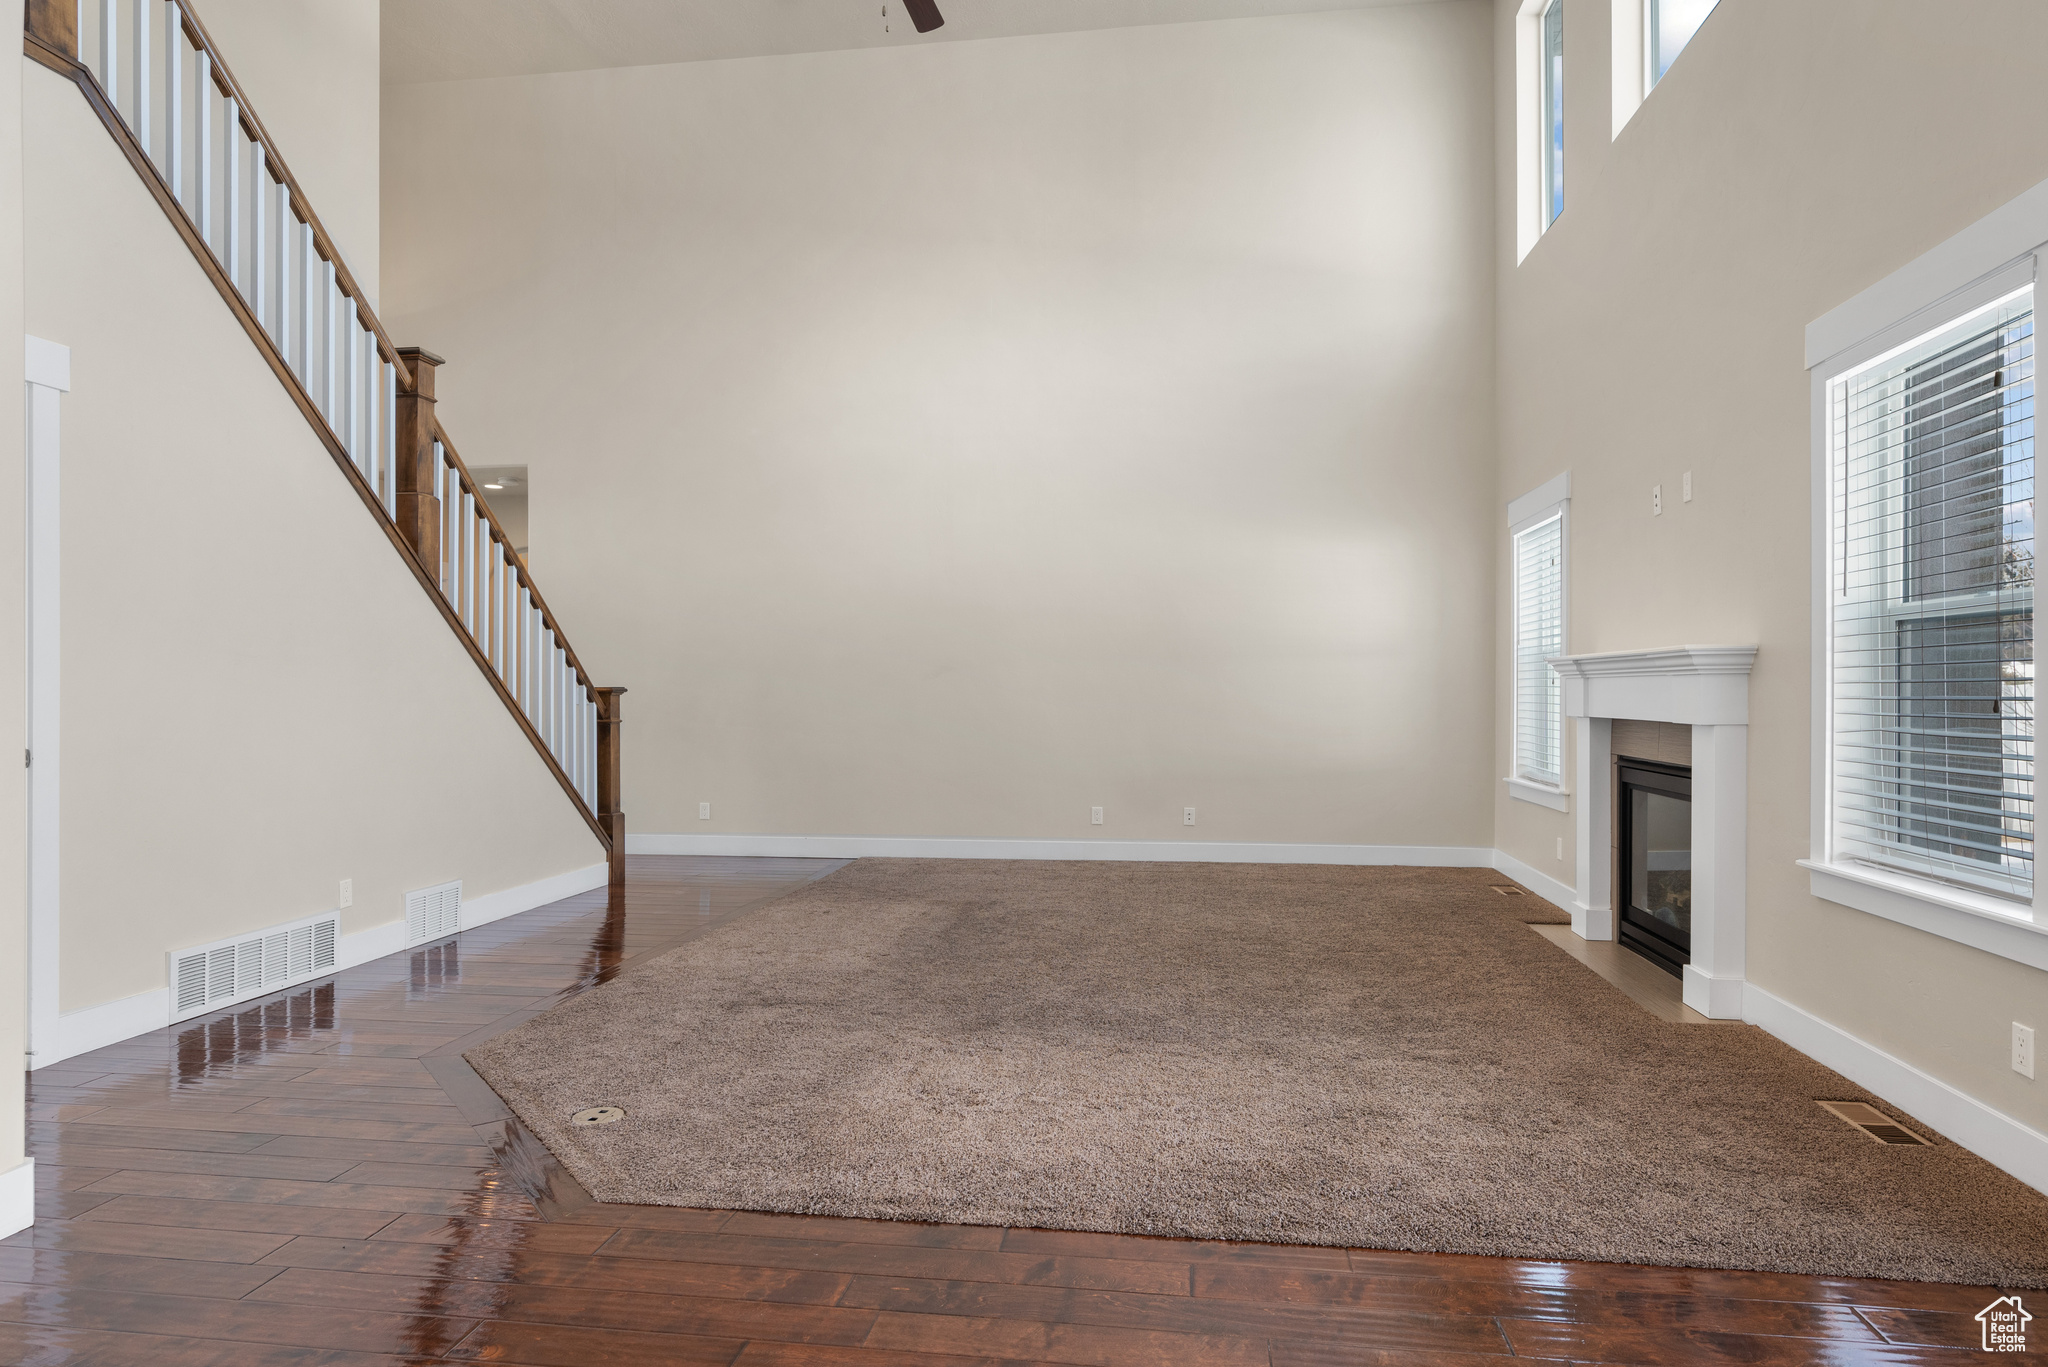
25 64 601 1013
1492 0 2048 1131
2 34 30 1200
382 5 1497 848
199 0 379 302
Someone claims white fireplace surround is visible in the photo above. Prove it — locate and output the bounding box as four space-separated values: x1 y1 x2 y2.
1551 646 1760 1019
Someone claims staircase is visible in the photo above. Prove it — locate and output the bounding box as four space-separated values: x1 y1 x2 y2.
24 0 626 884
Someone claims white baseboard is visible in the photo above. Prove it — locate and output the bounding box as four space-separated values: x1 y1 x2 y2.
1486 848 1578 916
33 986 171 1069
461 861 608 931
0 1158 34 1238
1743 981 2048 1196
340 918 406 970
628 833 1496 866
32 860 611 1071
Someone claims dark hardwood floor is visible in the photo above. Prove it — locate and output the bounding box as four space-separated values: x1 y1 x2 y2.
2 856 2026 1365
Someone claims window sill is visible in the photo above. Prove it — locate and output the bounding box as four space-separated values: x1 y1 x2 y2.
1799 859 2048 972
1505 777 1570 812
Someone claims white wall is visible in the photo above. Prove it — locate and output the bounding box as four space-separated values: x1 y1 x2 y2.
1492 0 2048 1133
382 4 1497 850
23 62 602 1017
199 0 379 302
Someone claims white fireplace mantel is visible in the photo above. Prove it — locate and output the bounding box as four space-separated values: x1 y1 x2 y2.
1550 645 1759 1019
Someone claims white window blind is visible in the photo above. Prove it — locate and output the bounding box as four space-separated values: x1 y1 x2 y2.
1831 290 2035 901
1515 514 1565 784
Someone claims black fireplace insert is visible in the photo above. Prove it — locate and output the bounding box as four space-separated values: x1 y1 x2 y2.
1618 759 1691 976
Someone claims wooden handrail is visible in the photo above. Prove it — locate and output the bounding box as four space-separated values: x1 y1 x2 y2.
24 0 619 856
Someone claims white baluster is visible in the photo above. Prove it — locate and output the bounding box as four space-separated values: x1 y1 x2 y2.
491 541 502 669
131 0 150 163
456 489 470 631
163 2 182 206
492 549 505 678
481 540 492 667
361 343 378 491
222 97 240 291
547 637 561 759
363 329 378 485
98 0 116 113
439 446 455 599
499 555 510 684
275 184 292 367
533 609 545 723
520 600 534 717
298 223 316 382
194 50 211 247
384 360 398 515
461 491 477 635
339 297 358 464
250 142 266 333
588 693 597 807
484 539 497 671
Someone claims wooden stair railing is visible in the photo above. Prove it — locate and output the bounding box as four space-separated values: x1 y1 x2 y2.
25 0 626 885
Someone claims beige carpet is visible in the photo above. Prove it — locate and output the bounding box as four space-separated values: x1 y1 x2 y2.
468 860 2048 1285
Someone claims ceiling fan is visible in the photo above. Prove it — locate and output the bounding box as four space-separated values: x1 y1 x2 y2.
901 0 945 32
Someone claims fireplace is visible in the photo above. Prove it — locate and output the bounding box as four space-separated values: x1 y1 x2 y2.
1618 760 1692 976
1547 646 1757 1019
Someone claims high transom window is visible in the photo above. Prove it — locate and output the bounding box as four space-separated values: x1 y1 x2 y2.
1540 0 1564 227
1647 0 1720 89
1829 290 2036 900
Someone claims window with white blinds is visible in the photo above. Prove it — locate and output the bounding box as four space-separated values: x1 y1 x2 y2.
1514 513 1566 785
1829 289 2036 901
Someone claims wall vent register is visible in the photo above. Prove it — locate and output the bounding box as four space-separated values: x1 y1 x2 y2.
1817 1100 1933 1146
171 913 339 1023
407 880 463 946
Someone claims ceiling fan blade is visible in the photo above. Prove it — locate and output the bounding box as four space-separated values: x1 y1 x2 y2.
901 0 944 32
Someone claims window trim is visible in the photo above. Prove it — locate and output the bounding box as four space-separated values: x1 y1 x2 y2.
1807 187 2048 969
1507 473 1571 810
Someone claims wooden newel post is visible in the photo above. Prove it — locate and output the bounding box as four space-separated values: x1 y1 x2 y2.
25 0 78 60
595 687 627 887
394 348 445 587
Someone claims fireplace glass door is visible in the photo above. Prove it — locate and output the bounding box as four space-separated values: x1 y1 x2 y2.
1618 760 1692 976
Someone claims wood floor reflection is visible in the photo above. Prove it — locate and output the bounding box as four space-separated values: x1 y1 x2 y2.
3 855 2015 1365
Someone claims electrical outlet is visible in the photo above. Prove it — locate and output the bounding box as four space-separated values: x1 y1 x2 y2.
1090 806 1103 826
2016 1022 2036 1079
338 878 352 909
1556 837 1564 860
1184 807 1197 826
1682 471 1693 502
1652 484 1662 516
698 802 711 821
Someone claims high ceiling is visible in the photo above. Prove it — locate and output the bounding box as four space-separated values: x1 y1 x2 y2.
383 0 1437 85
